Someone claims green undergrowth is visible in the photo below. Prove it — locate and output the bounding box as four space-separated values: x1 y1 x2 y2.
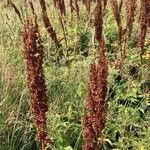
0 1 150 150
0 50 149 150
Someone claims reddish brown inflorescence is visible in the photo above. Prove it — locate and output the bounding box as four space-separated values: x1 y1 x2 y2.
147 1 150 27
82 40 108 150
138 0 149 57
82 1 108 149
122 0 137 61
125 0 137 38
94 0 103 43
110 0 123 50
23 17 52 145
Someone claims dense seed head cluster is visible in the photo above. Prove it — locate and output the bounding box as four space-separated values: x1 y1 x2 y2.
125 0 137 38
94 0 103 43
147 1 150 27
110 0 122 47
82 40 108 150
82 1 108 148
138 0 149 55
23 17 52 145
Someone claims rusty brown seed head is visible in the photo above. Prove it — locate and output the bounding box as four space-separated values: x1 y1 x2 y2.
23 17 52 145
82 40 108 150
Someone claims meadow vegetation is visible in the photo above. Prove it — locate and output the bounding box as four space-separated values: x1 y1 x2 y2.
0 0 149 150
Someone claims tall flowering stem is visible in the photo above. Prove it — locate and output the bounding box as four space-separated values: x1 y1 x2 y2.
123 0 137 61
39 0 61 49
82 0 108 149
125 0 137 39
147 1 150 28
94 0 103 42
138 0 149 59
54 0 66 16
82 41 108 150
110 0 123 58
23 17 52 147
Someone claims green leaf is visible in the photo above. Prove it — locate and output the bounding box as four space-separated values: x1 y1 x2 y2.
104 138 113 146
64 146 73 150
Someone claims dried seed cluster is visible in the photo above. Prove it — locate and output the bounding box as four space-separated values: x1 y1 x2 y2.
82 1 108 149
138 0 149 55
82 40 108 150
125 0 137 38
23 17 52 145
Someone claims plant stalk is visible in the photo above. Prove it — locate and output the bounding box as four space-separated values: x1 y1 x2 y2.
42 142 45 150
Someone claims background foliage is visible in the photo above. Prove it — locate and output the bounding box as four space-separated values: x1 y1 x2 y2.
0 0 149 150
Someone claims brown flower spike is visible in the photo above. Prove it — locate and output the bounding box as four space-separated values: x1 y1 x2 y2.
138 0 149 57
82 0 108 149
23 17 52 146
82 40 108 150
110 0 123 58
122 0 137 61
125 0 137 38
